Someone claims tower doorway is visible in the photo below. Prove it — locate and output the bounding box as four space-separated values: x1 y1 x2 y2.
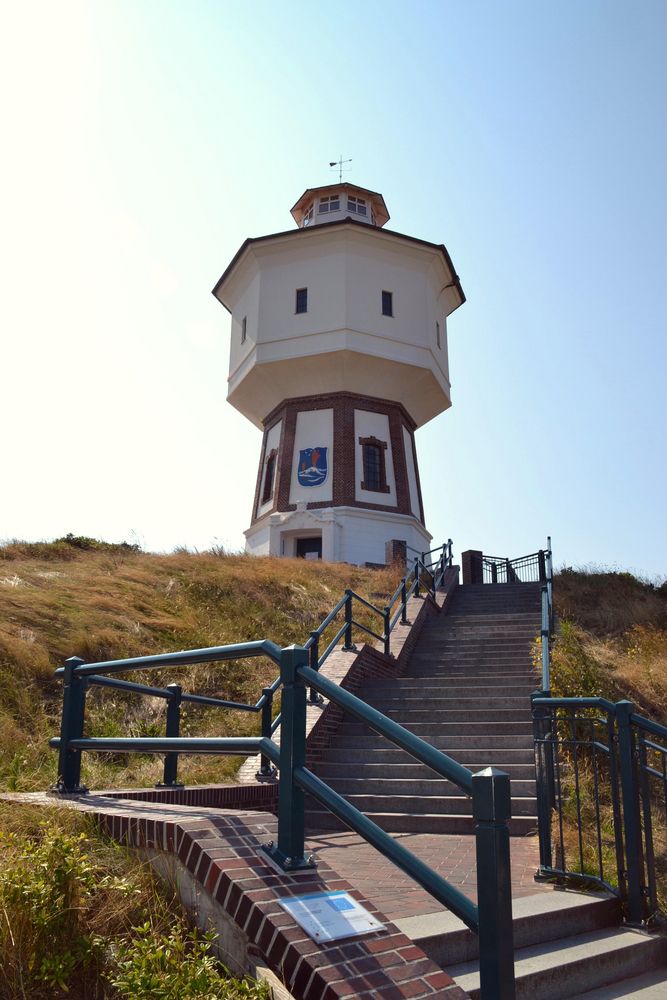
296 536 322 560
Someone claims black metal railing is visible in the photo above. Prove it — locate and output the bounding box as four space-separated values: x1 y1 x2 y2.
532 694 667 925
51 638 515 998
482 549 547 584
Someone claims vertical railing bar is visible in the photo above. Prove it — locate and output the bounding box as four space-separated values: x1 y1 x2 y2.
607 709 627 903
616 700 645 924
591 729 604 883
572 720 585 874
554 712 566 872
637 733 657 917
160 683 182 787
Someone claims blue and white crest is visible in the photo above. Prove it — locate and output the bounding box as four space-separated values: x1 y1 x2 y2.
297 447 328 487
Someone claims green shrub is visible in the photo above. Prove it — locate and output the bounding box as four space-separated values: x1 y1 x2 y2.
108 922 269 1000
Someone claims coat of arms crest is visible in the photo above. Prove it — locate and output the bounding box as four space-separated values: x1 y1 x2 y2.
297 447 328 487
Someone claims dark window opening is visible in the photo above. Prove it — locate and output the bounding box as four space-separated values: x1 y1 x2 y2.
261 450 277 505
241 316 247 343
436 321 440 349
296 536 322 560
359 435 390 493
296 287 308 313
382 290 393 317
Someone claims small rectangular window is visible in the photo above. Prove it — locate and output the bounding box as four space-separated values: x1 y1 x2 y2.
296 288 308 314
347 196 367 216
382 290 393 317
241 316 247 343
318 194 340 213
436 321 440 349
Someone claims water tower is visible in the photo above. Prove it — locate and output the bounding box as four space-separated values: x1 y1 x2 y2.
212 182 464 564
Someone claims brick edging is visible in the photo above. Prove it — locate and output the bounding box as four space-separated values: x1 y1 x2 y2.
88 800 470 999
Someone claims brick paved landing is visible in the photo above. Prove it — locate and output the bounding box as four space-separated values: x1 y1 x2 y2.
306 829 551 922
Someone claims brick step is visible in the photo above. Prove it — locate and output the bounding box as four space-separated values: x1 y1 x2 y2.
353 710 532 725
318 748 536 766
335 721 534 737
305 793 537 817
408 670 537 681
358 683 538 696
315 761 536 779
305 809 537 835
315 776 536 796
324 734 535 751
362 698 532 713
448 927 667 1000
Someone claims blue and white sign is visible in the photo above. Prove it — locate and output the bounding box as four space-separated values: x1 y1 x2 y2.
277 890 385 942
297 447 328 487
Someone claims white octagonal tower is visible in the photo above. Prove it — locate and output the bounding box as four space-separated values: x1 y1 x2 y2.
212 182 465 564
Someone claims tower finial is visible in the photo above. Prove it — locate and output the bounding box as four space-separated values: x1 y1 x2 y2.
329 155 352 183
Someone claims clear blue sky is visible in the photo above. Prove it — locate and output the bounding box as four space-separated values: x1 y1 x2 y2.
2 1 665 578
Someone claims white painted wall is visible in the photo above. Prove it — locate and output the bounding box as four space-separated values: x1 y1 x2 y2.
354 409 396 506
402 425 421 519
256 419 282 519
245 505 431 566
219 225 459 428
288 408 333 504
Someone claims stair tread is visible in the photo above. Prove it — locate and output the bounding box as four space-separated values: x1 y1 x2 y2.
449 927 665 991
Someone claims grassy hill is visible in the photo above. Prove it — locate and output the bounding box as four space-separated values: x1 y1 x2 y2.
551 567 667 722
0 537 399 793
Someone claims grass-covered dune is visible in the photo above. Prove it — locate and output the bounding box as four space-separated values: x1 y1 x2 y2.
0 536 399 793
551 567 667 722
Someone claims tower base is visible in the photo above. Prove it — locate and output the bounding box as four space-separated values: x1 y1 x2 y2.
244 506 431 566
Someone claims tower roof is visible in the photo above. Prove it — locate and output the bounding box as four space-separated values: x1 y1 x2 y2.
291 183 390 228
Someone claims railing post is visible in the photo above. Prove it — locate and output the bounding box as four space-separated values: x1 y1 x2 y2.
265 646 314 871
414 557 420 598
400 577 409 624
383 606 390 656
616 700 646 924
532 692 554 874
541 586 551 692
473 767 516 999
159 683 183 787
447 538 453 566
54 656 88 794
343 590 354 650
491 562 498 584
538 549 546 582
257 687 276 779
308 632 323 704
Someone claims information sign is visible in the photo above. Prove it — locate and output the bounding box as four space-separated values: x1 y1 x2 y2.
277 890 385 942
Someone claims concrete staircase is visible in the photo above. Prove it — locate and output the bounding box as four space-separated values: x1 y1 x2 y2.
396 891 667 1000
306 582 541 834
305 579 667 996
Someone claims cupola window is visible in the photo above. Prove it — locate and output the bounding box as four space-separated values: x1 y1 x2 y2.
303 203 314 226
381 290 393 317
347 195 367 216
241 316 247 343
318 194 340 214
295 287 308 314
436 321 440 349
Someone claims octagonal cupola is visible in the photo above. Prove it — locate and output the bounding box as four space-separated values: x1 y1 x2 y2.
290 183 390 228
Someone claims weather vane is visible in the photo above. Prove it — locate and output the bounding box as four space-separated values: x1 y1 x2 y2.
329 155 352 183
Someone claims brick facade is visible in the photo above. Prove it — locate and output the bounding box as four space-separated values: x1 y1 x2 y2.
251 392 424 527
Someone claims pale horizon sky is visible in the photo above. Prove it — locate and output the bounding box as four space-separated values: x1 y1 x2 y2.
1 1 666 579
